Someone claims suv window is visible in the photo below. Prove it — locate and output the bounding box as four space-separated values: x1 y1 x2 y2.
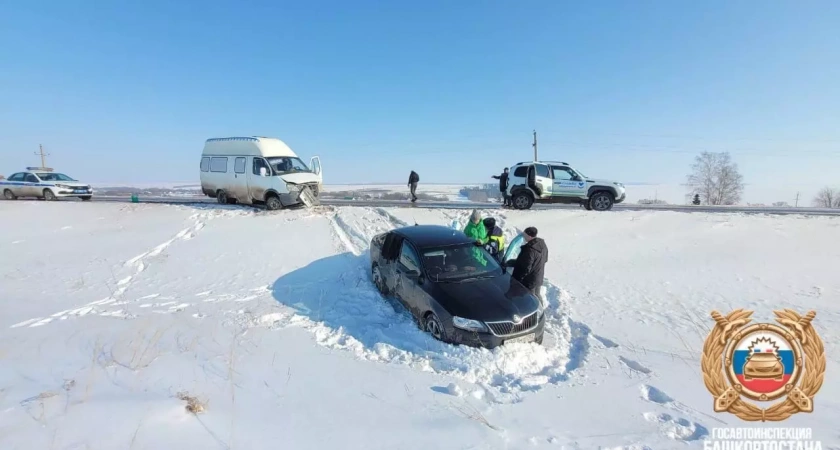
24 174 39 183
513 166 528 177
551 166 575 180
535 164 550 178
399 241 421 272
8 173 25 182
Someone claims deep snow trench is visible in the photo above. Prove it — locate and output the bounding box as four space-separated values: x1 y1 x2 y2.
267 207 589 402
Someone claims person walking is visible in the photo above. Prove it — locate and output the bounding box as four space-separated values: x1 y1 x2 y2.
511 227 548 306
492 168 511 207
407 170 420 202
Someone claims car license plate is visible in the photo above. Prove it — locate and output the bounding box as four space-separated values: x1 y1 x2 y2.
74 190 86 194
506 333 535 344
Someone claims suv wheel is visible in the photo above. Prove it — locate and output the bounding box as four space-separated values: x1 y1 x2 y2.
512 192 534 210
589 191 614 211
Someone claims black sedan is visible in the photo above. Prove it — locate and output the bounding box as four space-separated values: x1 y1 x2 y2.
369 224 544 348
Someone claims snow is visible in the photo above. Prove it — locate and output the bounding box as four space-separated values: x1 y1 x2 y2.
1 201 839 449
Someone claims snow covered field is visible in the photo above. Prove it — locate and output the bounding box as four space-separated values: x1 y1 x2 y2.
1 202 839 449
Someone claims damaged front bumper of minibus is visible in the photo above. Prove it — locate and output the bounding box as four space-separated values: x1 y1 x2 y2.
286 182 321 207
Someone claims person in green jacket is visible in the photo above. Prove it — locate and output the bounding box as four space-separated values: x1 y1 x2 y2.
463 210 490 267
463 209 488 245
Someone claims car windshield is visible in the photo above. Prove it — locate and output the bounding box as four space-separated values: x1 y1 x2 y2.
266 157 310 175
36 173 76 181
421 243 502 281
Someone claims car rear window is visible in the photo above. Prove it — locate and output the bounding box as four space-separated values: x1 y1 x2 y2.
513 166 528 177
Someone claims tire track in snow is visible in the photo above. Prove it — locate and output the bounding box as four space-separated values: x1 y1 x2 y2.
9 209 222 329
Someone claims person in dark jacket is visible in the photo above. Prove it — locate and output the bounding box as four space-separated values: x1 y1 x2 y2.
511 227 548 304
491 168 511 207
408 170 419 202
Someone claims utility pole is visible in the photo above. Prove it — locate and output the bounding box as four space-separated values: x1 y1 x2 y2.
34 144 50 168
532 130 538 161
794 192 800 208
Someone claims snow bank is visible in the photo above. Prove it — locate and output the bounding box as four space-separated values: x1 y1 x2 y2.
1 201 838 449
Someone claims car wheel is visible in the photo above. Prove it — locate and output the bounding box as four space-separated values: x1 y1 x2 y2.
371 264 387 295
43 189 57 201
3 189 16 200
583 201 592 211
512 192 533 210
589 191 614 211
535 334 544 345
265 194 282 211
217 190 228 205
424 312 447 342
80 196 92 201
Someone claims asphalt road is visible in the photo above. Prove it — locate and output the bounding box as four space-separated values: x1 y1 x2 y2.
82 195 840 216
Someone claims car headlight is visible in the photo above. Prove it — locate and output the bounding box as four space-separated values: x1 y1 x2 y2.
56 184 71 189
453 316 488 332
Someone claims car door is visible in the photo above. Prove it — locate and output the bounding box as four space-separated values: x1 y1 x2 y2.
3 173 27 197
23 173 42 197
533 164 552 198
502 233 525 267
394 240 425 318
309 156 322 184
551 166 587 198
231 157 250 203
248 157 273 201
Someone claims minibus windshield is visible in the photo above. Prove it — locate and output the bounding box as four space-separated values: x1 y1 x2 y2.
266 157 311 174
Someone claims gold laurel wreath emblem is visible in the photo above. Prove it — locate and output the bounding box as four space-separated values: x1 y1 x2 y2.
701 309 826 421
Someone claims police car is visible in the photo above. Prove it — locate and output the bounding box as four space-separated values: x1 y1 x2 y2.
506 160 626 211
1 168 93 201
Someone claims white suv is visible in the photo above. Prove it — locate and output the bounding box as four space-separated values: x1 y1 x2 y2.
506 161 626 211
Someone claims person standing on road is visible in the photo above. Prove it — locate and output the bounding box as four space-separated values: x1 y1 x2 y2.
511 227 548 306
408 170 419 202
492 168 511 207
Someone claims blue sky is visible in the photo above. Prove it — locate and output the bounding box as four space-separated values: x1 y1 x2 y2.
1 1 838 202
